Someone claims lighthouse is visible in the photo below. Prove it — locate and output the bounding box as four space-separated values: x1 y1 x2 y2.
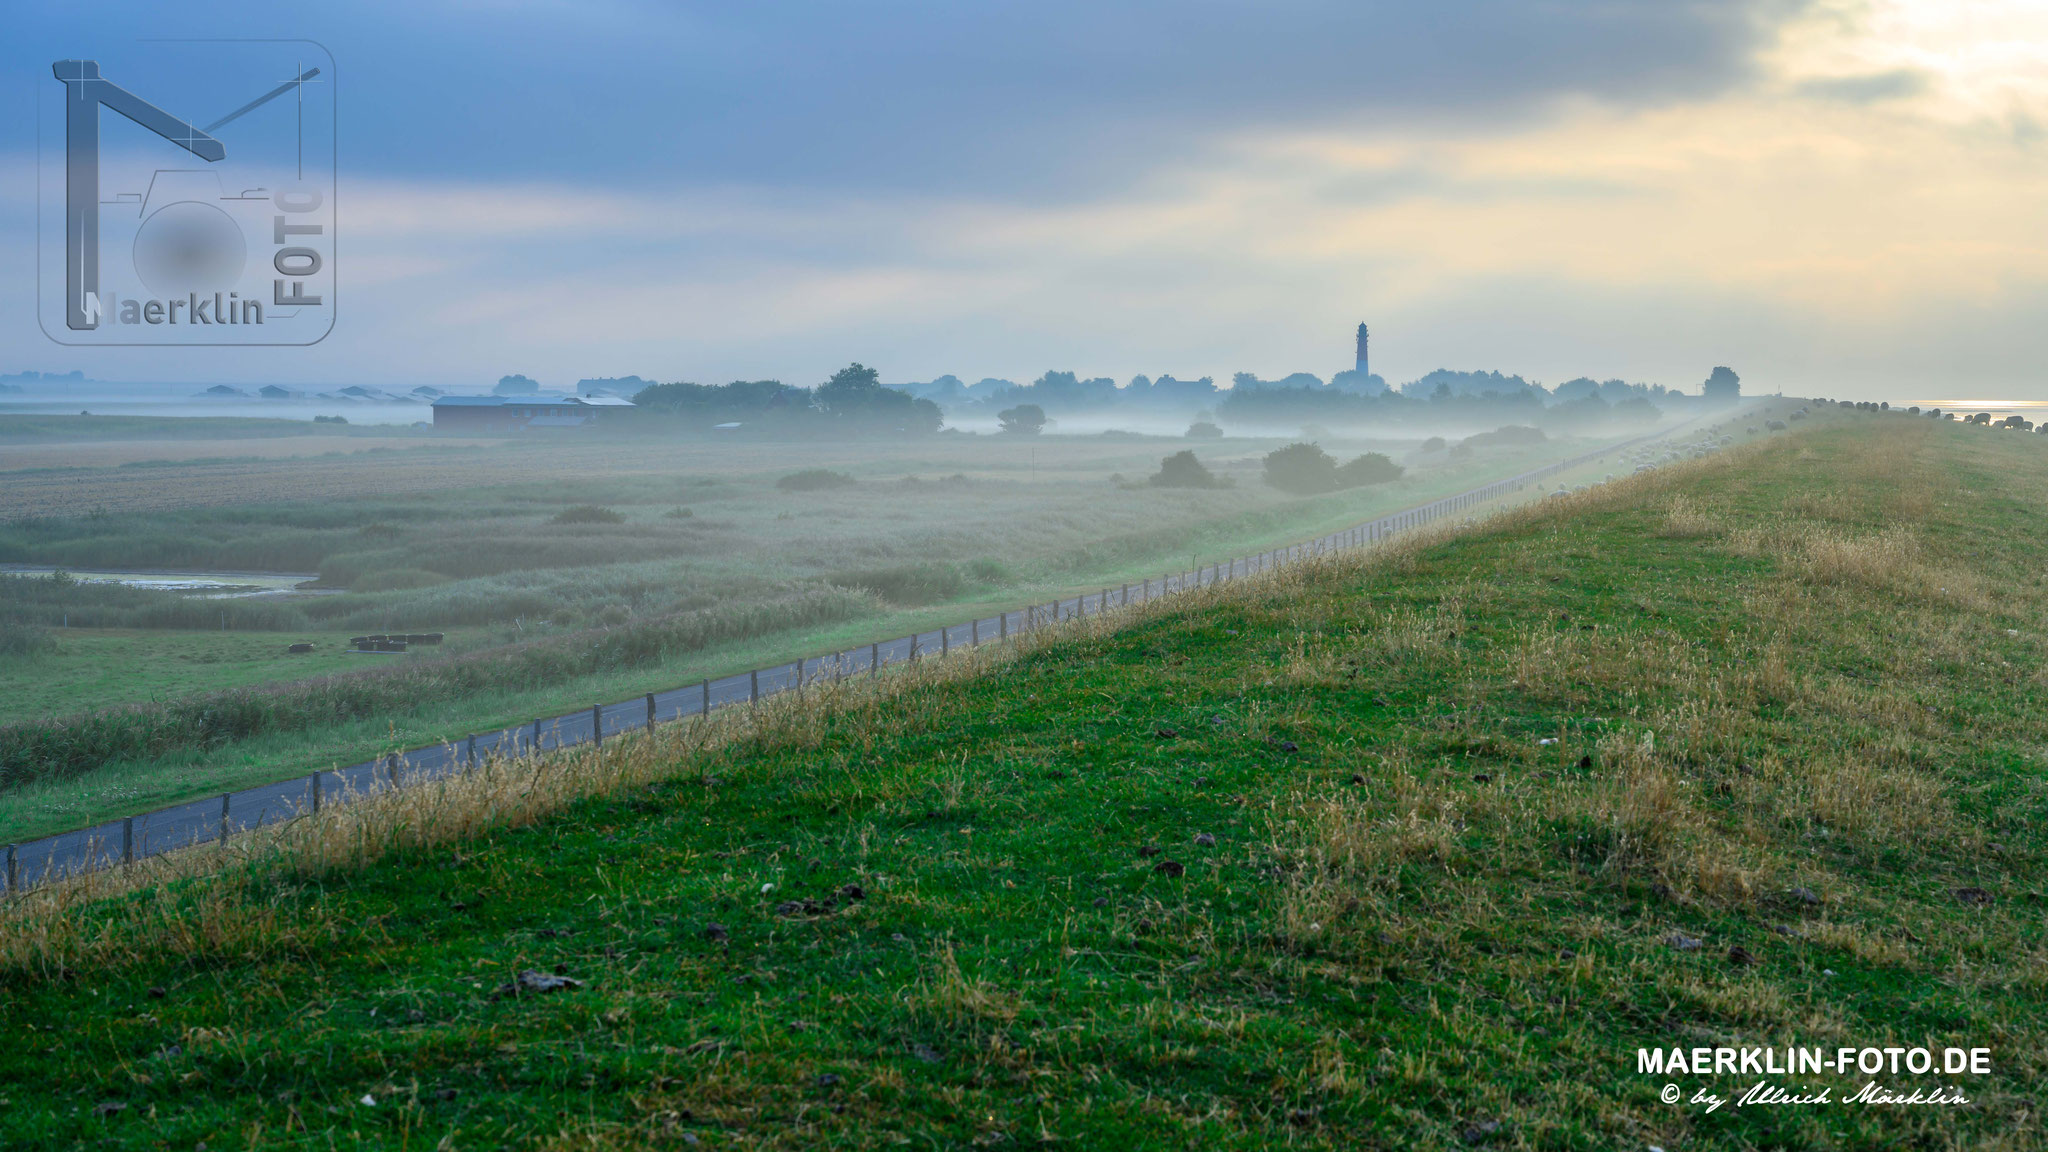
1354 322 1369 375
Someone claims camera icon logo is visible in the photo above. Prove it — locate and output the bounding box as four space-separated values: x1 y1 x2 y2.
39 42 334 346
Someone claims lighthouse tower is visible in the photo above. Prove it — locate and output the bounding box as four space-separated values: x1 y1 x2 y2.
1354 323 1369 376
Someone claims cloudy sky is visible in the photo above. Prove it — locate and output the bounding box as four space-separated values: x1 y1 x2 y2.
2 0 2043 400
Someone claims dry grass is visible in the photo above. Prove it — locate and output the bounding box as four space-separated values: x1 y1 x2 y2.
5 413 2043 1149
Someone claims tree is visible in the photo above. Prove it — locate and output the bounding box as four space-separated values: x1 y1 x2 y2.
1703 366 1741 404
1262 442 1338 494
1150 450 1221 488
494 374 541 396
814 362 882 409
814 363 943 434
1334 452 1402 487
1185 421 1223 439
998 403 1047 435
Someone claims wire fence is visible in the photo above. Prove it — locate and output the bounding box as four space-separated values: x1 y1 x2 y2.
1 429 1668 893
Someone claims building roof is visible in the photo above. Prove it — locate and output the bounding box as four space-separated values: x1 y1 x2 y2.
430 394 632 409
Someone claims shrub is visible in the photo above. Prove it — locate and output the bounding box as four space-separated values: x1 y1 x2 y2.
828 563 963 606
1262 443 1339 494
351 568 450 593
1334 452 1403 487
0 621 54 659
313 414 349 425
776 469 857 492
1461 424 1545 450
1185 421 1223 439
551 505 626 525
1150 450 1223 489
0 571 310 631
998 404 1046 436
663 506 695 518
1419 436 1447 453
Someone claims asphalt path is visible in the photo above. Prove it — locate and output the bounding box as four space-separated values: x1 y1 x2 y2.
4 423 1702 890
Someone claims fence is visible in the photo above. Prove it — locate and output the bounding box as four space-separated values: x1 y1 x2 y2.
1 426 1678 893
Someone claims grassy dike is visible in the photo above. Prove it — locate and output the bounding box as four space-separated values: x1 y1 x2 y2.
3 415 2042 1149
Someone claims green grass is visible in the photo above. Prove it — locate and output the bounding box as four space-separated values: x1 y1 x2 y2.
0 428 1671 843
1 412 2039 1148
0 629 418 726
0 414 434 443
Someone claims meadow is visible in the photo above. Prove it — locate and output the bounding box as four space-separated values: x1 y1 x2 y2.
0 417 1660 841
0 411 2038 1149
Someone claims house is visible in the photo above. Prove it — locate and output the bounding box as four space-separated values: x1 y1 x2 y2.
430 394 635 432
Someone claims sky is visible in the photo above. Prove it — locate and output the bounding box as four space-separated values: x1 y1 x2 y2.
1 0 2043 401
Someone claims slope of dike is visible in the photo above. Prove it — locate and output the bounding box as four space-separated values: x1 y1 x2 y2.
3 415 2043 1149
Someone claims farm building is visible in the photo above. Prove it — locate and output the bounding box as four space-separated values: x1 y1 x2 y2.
430 394 634 432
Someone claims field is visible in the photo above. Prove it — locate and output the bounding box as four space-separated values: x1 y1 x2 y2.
0 416 1689 843
1 412 2038 1149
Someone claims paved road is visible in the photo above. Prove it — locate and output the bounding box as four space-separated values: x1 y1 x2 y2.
3 423 1698 891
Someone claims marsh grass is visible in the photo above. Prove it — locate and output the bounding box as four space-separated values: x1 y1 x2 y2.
3 412 2039 1149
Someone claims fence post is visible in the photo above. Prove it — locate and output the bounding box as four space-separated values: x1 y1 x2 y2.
751 669 760 704
910 633 919 662
533 717 542 751
592 704 603 747
999 613 1007 640
311 771 322 813
647 692 657 733
702 679 711 715
4 844 13 894
871 641 880 674
942 626 949 656
1144 577 1150 600
1122 583 1129 605
466 733 477 767
122 817 133 867
220 793 231 846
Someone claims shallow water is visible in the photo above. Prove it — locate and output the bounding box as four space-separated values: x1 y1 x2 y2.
0 564 319 599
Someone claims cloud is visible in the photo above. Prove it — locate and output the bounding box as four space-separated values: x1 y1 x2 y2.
1 0 1808 201
1795 68 1929 103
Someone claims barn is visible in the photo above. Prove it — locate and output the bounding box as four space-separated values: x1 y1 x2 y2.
430 395 634 432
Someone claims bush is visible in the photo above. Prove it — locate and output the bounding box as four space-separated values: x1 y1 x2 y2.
1185 421 1223 439
1262 443 1339 494
1150 450 1223 489
551 505 626 525
998 404 1046 436
776 469 857 492
313 414 349 425
351 568 450 593
1419 436 1447 453
1334 452 1403 487
1461 424 1546 450
0 621 54 659
0 571 310 631
663 506 695 518
828 563 963 606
